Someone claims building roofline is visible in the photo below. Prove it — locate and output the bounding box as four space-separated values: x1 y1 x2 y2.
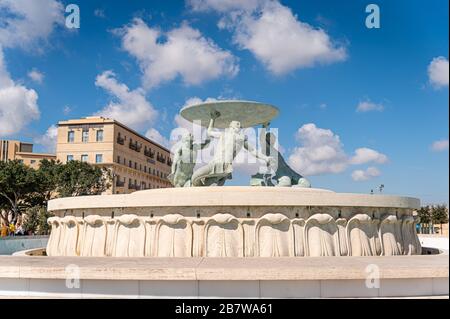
58 117 172 153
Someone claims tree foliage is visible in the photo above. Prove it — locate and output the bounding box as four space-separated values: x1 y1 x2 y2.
22 206 54 235
57 160 110 197
0 160 38 224
431 204 449 226
416 205 431 224
416 204 449 234
0 160 110 224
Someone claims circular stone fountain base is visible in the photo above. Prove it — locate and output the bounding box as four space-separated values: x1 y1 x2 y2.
46 187 422 258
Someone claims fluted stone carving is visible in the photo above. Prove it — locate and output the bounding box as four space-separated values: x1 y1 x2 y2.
105 218 116 257
402 215 422 255
144 218 157 257
47 210 421 257
154 214 192 257
292 218 306 256
60 216 79 256
204 213 244 257
380 215 403 256
80 215 107 257
336 218 348 256
255 213 294 257
113 214 146 257
304 214 339 256
346 214 380 256
46 217 62 256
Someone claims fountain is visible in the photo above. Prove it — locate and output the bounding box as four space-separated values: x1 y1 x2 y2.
46 101 422 258
3 101 446 298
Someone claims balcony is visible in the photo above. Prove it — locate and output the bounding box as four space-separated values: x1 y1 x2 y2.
117 136 125 145
157 155 166 164
144 148 155 158
129 141 141 152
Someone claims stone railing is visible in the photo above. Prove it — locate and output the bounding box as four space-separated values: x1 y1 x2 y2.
46 212 421 257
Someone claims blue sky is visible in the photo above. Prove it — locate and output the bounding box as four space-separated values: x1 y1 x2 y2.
0 0 448 204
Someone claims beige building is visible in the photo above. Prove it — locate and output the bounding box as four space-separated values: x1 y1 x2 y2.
56 117 172 194
0 140 56 169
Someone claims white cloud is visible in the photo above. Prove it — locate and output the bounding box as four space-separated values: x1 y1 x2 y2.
94 70 157 130
187 0 261 13
172 96 219 135
288 123 388 176
34 125 57 153
206 0 347 75
0 0 64 50
118 18 239 88
350 147 388 165
288 123 348 175
356 100 384 112
0 0 63 137
428 56 449 88
145 128 170 148
28 69 44 83
351 167 380 181
431 139 449 152
0 49 40 137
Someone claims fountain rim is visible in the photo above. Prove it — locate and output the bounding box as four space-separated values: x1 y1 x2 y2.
47 186 420 212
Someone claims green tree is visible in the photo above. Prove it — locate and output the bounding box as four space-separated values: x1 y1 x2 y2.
416 206 431 233
0 160 38 225
417 206 431 223
56 160 111 197
32 159 62 206
431 204 449 234
0 159 110 231
23 206 54 235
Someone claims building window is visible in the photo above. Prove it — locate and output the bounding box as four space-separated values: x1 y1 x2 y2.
67 155 74 162
82 129 89 143
30 160 36 164
123 158 126 165
129 160 132 168
117 133 124 145
95 154 103 163
96 130 104 142
81 154 88 162
67 131 75 143
117 155 121 163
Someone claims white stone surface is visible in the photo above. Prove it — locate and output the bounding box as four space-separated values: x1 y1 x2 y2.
260 280 320 298
419 236 449 252
0 255 447 298
48 186 420 211
0 278 446 298
379 278 434 297
45 211 422 258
